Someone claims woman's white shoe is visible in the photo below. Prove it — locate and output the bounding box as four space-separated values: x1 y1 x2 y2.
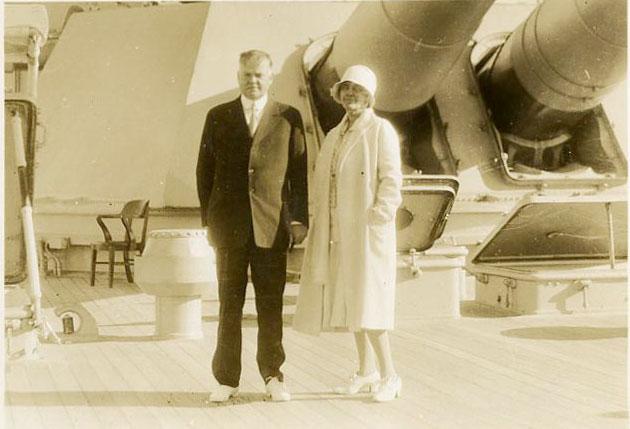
333 371 380 394
372 375 402 402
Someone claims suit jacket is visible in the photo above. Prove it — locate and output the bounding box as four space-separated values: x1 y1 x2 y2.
196 97 308 249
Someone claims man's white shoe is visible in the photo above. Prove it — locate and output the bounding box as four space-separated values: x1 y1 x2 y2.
265 377 291 401
209 384 239 402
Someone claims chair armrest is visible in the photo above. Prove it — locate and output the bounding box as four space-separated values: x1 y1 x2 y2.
96 215 119 242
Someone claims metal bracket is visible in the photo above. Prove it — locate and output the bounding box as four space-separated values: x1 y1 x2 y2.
476 273 489 284
407 248 422 277
574 279 592 309
503 277 516 308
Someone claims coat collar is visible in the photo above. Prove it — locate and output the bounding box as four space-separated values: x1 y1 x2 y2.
226 96 281 139
252 99 281 139
221 97 250 136
240 94 268 111
334 108 376 171
338 108 375 136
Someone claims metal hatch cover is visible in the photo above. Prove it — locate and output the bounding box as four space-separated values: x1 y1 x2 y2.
396 175 459 252
471 194 628 264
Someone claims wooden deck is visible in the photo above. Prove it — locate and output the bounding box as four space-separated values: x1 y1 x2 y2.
4 272 628 429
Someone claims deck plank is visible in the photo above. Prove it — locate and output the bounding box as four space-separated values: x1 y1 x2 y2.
241 323 365 427
45 353 108 429
86 342 165 428
5 363 46 429
106 341 197 429
393 327 599 428
80 281 189 428
5 273 627 429
426 320 626 404
21 361 76 429
115 289 260 428
67 347 134 428
161 339 280 428
285 325 515 429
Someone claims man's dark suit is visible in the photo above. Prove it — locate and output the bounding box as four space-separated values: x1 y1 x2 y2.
196 97 307 387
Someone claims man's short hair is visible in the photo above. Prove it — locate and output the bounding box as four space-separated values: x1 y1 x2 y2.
239 50 273 68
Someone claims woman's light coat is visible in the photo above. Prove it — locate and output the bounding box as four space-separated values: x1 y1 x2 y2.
294 109 402 334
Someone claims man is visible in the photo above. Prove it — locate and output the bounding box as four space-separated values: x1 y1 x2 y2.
196 50 308 403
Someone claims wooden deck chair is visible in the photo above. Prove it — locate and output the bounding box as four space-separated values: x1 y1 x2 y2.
90 199 150 288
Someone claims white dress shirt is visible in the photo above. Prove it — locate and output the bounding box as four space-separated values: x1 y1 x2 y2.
240 94 267 135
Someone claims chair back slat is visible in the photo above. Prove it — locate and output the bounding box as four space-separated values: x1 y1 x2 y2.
121 199 149 218
121 199 150 252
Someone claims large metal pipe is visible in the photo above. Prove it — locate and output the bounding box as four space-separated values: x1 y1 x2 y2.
312 0 494 123
481 0 627 140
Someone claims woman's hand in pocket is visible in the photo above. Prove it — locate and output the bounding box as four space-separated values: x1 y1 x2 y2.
367 206 389 226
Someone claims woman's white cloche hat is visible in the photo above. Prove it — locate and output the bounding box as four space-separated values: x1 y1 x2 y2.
331 64 377 105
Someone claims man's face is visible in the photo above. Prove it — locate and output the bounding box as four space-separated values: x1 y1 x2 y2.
238 58 273 100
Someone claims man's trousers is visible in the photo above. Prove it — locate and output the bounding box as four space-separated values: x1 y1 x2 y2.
211 241 287 387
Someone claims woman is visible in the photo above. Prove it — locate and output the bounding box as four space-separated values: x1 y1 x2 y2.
293 65 403 402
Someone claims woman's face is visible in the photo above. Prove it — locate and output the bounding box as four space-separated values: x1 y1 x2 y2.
338 82 371 116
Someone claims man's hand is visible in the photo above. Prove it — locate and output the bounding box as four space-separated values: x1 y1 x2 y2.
290 223 308 246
